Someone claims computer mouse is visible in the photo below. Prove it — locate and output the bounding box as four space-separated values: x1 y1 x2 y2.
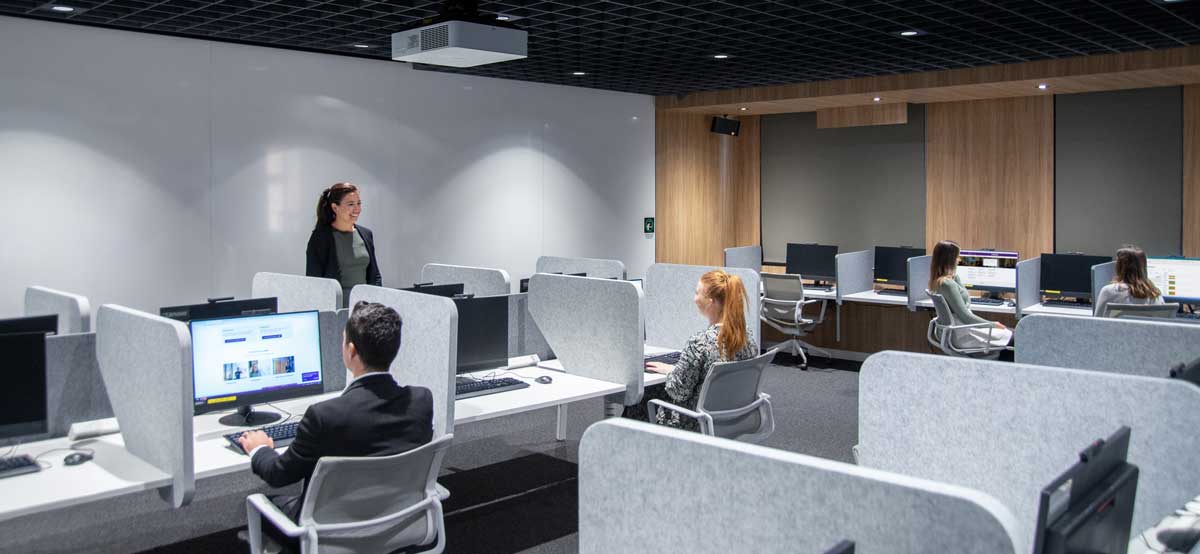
535 375 553 384
63 452 93 466
1157 527 1200 552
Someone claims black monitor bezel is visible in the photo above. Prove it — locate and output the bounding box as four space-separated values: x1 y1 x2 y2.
1032 426 1135 554
400 283 465 298
874 246 926 285
454 295 509 374
0 314 58 336
956 249 1020 294
159 297 278 323
188 310 325 416
1039 254 1112 300
0 332 49 442
785 243 839 282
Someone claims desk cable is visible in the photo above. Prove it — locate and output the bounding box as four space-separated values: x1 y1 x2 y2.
29 446 97 470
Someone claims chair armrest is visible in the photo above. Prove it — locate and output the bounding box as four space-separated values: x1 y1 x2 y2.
943 321 997 331
314 496 438 533
704 395 768 419
647 399 714 435
247 494 308 538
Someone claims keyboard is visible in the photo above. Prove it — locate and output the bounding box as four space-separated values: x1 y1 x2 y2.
1043 299 1091 308
0 455 40 480
1181 313 1200 320
645 351 682 366
1132 492 1200 553
970 297 1006 306
223 421 299 453
455 377 530 399
807 286 834 292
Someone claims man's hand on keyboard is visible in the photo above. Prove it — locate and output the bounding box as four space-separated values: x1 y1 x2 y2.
237 430 274 455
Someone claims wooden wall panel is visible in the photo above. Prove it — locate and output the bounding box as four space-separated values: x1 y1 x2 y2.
926 97 1055 260
731 116 761 249
1186 85 1200 258
816 103 908 129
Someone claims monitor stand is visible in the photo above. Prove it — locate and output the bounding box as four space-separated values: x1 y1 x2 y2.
219 405 283 427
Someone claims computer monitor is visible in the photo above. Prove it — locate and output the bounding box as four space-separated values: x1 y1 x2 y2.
400 283 465 298
821 540 854 554
957 249 1019 293
0 314 57 336
1040 253 1112 300
874 246 926 287
190 311 324 426
159 297 277 323
1032 426 1138 554
520 273 586 293
1147 257 1200 304
454 296 509 374
786 243 838 283
0 332 48 442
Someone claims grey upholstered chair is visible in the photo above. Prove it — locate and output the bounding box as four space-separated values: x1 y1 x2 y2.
245 434 453 554
925 290 1010 360
760 273 830 369
647 348 777 443
1103 302 1179 319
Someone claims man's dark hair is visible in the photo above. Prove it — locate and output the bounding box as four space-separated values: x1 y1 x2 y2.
345 301 402 371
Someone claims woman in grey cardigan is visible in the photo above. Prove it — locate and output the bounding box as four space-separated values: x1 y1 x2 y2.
1094 246 1164 317
928 240 1013 359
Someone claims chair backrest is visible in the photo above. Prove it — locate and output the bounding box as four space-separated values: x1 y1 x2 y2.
761 273 805 302
1105 302 1178 319
299 434 453 554
697 348 776 439
925 290 957 326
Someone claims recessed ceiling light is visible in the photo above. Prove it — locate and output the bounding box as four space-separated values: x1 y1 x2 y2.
873 97 881 102
49 5 75 11
572 71 587 76
1037 83 1049 90
713 54 730 59
739 107 748 111
352 44 371 49
899 31 918 36
496 15 510 21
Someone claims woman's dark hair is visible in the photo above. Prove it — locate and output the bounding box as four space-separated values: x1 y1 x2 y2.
1114 245 1161 300
345 301 402 371
315 182 359 228
928 240 960 292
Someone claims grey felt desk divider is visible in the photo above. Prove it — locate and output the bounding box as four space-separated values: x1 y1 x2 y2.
507 293 553 360
722 245 762 271
318 309 349 392
907 255 932 311
95 304 194 508
45 332 112 437
644 263 761 352
251 272 341 313
857 351 1200 553
528 274 644 405
348 286 456 438
24 285 91 334
1015 313 1200 377
1015 257 1041 317
835 249 873 303
1091 261 1115 316
420 263 511 296
579 419 1020 554
535 255 626 280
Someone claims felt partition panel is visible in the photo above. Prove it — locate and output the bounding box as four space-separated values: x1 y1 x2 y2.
835 250 873 303
644 263 760 352
907 255 932 311
1091 261 1116 315
318 309 348 392
507 293 553 360
535 256 626 280
858 351 1200 553
1015 314 1200 377
44 332 112 437
722 246 762 271
528 274 643 404
95 304 194 508
24 286 91 334
420 263 511 296
1015 257 1041 316
348 286 456 438
580 419 1019 554
250 272 341 313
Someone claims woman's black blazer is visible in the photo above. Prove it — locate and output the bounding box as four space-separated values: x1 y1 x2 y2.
305 224 382 286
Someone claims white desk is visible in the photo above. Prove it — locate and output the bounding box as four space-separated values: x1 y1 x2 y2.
1021 303 1093 317
914 298 1016 315
803 288 837 301
841 290 909 307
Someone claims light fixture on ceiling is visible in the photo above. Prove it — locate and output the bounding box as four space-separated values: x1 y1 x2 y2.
496 15 510 21
1037 83 1049 90
352 44 371 49
739 107 749 111
897 29 927 37
49 5 75 11
873 97 881 102
713 54 730 59
572 71 587 76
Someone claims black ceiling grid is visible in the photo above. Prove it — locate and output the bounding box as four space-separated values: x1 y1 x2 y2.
2 0 1198 96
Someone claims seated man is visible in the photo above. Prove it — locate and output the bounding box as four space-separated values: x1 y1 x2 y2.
238 301 434 550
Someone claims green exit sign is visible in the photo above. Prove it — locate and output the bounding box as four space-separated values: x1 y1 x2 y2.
644 217 655 234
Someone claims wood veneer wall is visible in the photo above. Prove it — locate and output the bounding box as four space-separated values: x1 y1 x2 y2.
1186 85 1200 258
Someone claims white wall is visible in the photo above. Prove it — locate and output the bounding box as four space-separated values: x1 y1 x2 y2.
0 16 655 316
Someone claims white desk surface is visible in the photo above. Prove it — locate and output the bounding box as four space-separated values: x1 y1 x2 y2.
1021 303 1094 317
914 298 1016 315
536 344 675 387
803 288 837 300
841 290 909 307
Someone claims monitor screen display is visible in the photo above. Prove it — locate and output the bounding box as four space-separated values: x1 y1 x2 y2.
957 250 1019 292
190 311 323 414
1147 257 1200 303
159 297 277 322
874 246 926 284
0 314 58 336
455 296 509 374
786 243 838 281
0 332 48 441
1040 254 1112 298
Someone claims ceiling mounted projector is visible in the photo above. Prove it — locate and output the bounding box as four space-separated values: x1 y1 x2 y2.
391 1 526 68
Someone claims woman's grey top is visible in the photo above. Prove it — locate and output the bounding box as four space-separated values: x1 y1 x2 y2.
332 227 370 289
660 323 757 431
937 274 989 326
1095 282 1164 317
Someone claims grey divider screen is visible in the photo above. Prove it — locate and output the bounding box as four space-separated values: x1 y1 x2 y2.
723 246 761 271
348 285 456 438
579 419 1020 554
508 293 552 360
835 250 873 303
644 263 761 352
95 304 194 508
1015 257 1041 316
251 272 341 313
857 351 1200 553
1055 87 1183 257
45 333 112 436
907 255 932 311
1015 314 1200 377
535 256 626 279
528 274 643 404
420 263 511 296
318 309 349 392
1091 261 1115 315
24 286 91 334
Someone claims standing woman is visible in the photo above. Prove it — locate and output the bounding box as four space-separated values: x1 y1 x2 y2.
306 183 382 304
1094 245 1164 317
928 240 1013 358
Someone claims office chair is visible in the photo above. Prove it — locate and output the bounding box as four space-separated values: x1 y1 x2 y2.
1102 302 1179 319
925 290 1011 360
245 434 453 554
648 348 777 443
760 273 830 369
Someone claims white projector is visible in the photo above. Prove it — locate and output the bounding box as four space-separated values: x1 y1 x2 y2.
392 20 527 68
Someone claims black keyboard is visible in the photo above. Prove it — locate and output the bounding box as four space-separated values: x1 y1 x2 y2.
644 351 681 366
455 377 530 399
1181 312 1200 320
807 286 834 292
0 455 40 480
223 421 299 453
1043 299 1091 308
970 297 1006 306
